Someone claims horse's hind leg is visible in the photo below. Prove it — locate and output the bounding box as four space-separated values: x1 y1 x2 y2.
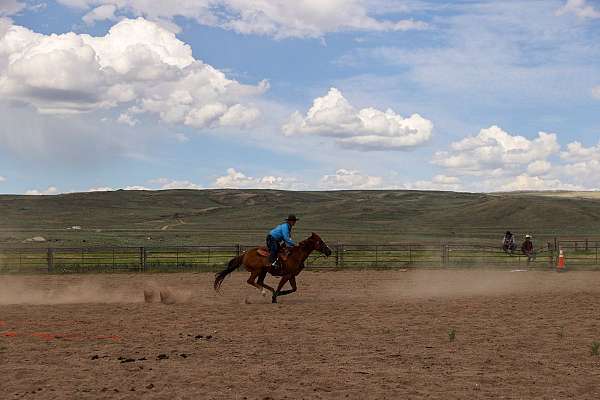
246 270 263 291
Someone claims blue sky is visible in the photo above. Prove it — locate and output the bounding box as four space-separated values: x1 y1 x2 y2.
0 0 599 194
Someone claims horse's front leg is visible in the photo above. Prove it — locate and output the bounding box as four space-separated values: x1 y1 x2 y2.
276 275 297 297
272 275 290 303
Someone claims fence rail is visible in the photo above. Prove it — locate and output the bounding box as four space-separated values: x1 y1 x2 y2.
0 239 598 273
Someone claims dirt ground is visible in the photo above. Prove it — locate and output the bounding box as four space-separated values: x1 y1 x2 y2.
2 269 600 399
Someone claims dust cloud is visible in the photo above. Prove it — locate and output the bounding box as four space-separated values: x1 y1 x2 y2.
0 277 142 305
386 269 565 299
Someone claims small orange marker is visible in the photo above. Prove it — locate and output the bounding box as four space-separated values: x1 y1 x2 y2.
557 249 565 272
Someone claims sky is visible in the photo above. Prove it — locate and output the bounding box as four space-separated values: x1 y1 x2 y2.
0 0 599 194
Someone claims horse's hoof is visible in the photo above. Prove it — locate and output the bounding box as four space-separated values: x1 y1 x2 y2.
271 296 277 304
261 288 267 297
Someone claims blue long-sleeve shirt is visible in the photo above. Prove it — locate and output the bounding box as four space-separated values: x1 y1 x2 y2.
269 223 295 246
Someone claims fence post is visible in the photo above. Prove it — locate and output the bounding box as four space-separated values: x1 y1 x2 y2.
586 239 589 252
236 244 241 257
140 247 146 271
339 244 344 267
375 245 378 267
409 244 412 265
440 243 446 266
335 244 339 268
47 248 54 273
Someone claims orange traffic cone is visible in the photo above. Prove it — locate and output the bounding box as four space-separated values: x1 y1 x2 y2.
557 249 565 272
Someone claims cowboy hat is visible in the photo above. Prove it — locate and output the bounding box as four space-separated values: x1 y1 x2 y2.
286 214 299 221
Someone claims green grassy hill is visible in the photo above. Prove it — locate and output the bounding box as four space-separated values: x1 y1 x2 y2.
1 189 600 247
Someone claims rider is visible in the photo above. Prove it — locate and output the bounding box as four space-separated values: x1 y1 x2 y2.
521 234 535 262
267 215 298 269
502 231 516 253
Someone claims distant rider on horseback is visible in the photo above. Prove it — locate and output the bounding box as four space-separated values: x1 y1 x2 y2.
267 215 298 269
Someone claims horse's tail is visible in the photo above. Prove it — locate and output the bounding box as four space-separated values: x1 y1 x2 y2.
214 254 244 292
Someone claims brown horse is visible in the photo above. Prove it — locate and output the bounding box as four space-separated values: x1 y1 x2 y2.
214 232 332 303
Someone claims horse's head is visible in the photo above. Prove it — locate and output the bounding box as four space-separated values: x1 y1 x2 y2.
310 232 332 256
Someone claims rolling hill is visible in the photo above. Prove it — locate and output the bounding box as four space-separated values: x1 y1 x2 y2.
1 189 600 247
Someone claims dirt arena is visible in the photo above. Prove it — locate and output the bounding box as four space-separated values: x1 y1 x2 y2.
2 269 600 399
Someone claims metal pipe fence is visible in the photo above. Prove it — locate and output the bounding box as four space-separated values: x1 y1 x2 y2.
0 239 599 273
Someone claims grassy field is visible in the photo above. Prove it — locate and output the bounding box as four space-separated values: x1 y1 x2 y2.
1 189 600 248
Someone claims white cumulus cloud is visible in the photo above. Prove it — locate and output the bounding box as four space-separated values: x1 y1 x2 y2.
25 186 59 195
57 0 427 38
407 175 462 191
495 174 582 192
0 0 24 17
0 18 266 129
433 125 560 175
213 168 297 189
82 4 117 25
559 141 600 187
319 169 383 189
88 186 114 192
149 177 203 190
556 0 600 19
592 86 600 99
0 175 5 182
283 88 433 151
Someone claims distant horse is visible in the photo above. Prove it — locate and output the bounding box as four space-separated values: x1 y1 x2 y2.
214 233 332 303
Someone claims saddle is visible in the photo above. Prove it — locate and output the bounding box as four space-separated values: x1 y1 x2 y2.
257 246 290 261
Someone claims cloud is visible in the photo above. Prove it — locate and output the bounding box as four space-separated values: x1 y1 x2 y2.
559 141 600 187
213 168 297 189
0 175 5 182
0 0 24 17
592 86 600 99
57 0 427 38
561 140 600 162
433 125 560 176
319 169 383 189
494 174 582 192
283 88 433 151
407 175 462 191
88 186 114 192
117 113 138 126
0 18 266 129
148 177 203 190
25 186 59 195
556 0 600 19
342 2 600 106
527 160 552 176
82 4 117 25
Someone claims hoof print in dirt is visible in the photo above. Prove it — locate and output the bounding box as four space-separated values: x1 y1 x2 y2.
206 335 212 340
91 355 99 360
137 357 147 361
159 291 176 305
194 335 203 339
120 358 136 363
146 384 154 390
157 354 169 360
179 353 189 358
143 290 156 303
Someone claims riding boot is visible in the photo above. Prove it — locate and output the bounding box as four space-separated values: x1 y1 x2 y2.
271 258 280 272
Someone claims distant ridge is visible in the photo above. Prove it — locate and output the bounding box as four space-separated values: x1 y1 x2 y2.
1 189 600 246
